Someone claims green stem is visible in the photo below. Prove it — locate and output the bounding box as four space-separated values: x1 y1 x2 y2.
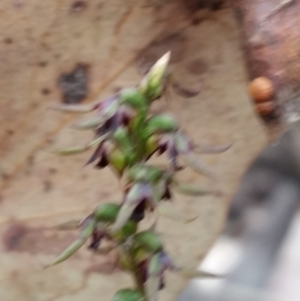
120 245 146 295
132 109 148 163
130 256 145 295
125 107 149 299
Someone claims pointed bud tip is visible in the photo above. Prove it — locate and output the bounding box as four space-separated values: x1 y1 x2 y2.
160 51 171 64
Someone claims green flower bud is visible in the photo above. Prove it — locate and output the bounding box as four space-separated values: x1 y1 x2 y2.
112 127 133 155
127 164 165 184
138 52 170 101
120 88 148 110
134 247 151 263
114 220 138 241
134 230 163 253
118 249 133 271
108 148 128 176
94 203 120 222
146 114 178 135
145 135 159 156
113 289 144 301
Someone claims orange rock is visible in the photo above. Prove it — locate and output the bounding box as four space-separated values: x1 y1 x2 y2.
248 77 274 103
256 101 276 116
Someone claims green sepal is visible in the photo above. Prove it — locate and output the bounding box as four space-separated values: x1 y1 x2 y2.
108 148 128 176
113 220 138 241
172 180 213 197
120 88 148 110
112 289 144 301
146 114 178 135
127 165 165 184
94 203 120 223
45 218 96 268
145 135 159 156
145 254 162 301
157 202 198 224
52 136 104 156
133 230 163 254
181 152 216 179
71 115 105 130
111 183 145 232
48 102 98 113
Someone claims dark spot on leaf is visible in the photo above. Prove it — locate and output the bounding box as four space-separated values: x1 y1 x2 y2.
3 223 77 255
71 1 88 13
58 63 89 104
41 88 51 95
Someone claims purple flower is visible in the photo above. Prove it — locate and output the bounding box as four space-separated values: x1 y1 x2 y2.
149 131 217 178
88 228 106 251
85 139 110 168
111 182 157 232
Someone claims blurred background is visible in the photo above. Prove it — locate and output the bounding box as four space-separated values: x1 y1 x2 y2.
1 0 299 300
179 121 300 301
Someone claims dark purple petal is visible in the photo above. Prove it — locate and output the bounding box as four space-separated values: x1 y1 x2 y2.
138 259 165 290
168 146 179 171
158 143 168 155
119 106 135 126
159 275 165 290
121 111 132 126
111 183 154 232
97 95 119 114
159 251 177 271
161 184 172 200
137 260 148 284
88 230 105 251
145 148 159 160
130 199 146 222
85 142 105 165
95 154 109 169
79 214 95 228
95 118 113 137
